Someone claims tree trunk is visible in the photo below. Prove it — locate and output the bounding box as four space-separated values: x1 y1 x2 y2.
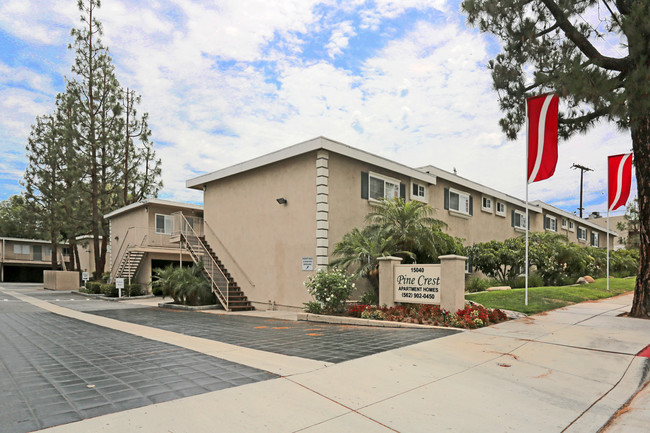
629 115 650 318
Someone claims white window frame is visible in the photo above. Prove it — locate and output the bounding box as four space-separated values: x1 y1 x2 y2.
561 218 567 229
513 210 527 230
449 188 471 216
481 196 493 213
496 201 506 217
569 221 575 232
410 181 426 203
369 172 401 202
545 215 557 232
155 213 173 234
591 232 600 247
577 226 587 242
13 244 30 255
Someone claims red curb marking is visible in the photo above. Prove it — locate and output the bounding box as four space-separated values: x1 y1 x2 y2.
636 345 650 358
272 327 290 330
307 333 323 336
254 326 267 329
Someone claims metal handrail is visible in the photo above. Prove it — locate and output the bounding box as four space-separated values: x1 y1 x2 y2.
110 226 137 280
203 219 255 288
173 212 230 310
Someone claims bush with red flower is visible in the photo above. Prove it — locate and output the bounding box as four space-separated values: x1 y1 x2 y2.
346 302 507 329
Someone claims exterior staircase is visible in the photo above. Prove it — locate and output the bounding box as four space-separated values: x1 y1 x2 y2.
115 250 144 282
180 231 254 312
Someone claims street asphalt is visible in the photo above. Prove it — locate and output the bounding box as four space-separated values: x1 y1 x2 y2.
0 282 648 432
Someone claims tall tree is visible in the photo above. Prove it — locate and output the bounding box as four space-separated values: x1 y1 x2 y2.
66 0 162 276
24 113 64 269
462 0 650 317
0 194 45 239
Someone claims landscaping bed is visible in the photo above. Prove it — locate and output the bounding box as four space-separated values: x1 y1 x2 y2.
344 303 509 329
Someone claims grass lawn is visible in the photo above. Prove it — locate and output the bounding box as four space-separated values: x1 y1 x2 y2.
465 277 636 315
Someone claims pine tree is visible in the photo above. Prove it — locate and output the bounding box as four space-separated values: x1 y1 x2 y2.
24 113 64 269
462 0 650 318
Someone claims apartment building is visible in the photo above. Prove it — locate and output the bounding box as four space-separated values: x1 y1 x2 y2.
184 137 615 310
0 237 70 282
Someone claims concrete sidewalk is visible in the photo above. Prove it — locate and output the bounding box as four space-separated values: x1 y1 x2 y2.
27 292 650 432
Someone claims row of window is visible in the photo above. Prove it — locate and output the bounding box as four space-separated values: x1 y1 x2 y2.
360 171 604 247
544 215 599 246
10 245 69 256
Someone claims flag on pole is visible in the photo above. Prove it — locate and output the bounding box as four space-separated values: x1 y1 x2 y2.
608 153 633 211
527 94 559 183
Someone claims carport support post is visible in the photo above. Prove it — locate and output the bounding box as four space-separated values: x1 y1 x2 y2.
377 256 402 307
439 255 467 313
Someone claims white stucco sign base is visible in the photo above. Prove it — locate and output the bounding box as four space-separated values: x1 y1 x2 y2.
393 264 441 304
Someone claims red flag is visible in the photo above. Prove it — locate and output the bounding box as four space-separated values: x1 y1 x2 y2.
527 94 559 183
608 153 633 211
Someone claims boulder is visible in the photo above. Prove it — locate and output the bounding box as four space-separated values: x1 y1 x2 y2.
584 275 595 283
576 277 588 284
486 286 512 291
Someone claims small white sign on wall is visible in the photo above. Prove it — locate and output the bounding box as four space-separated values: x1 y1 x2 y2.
393 264 441 304
302 257 314 271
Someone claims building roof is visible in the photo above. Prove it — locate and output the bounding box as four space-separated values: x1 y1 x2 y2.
418 164 543 214
531 200 619 236
104 199 203 220
0 237 56 244
186 136 438 189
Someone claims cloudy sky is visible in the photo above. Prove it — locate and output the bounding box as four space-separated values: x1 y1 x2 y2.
0 0 636 216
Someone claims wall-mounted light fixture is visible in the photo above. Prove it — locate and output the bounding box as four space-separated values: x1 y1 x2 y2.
276 197 288 205
114 235 119 241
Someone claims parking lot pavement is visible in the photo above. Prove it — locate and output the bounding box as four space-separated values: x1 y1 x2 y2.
0 287 277 433
29 291 460 363
0 284 459 432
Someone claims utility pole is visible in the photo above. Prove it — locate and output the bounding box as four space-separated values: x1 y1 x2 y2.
571 163 593 218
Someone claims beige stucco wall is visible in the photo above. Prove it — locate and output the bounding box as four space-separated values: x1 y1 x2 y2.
107 203 203 282
43 270 80 290
203 152 318 310
199 148 616 309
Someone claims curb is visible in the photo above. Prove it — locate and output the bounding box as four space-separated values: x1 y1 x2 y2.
297 312 467 331
75 291 156 302
158 302 224 311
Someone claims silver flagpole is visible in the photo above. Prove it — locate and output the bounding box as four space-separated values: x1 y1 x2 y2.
525 101 529 306
607 208 610 291
607 164 610 291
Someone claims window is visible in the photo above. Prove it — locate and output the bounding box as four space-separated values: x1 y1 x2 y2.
13 244 30 255
496 201 506 216
446 188 471 216
44 246 52 257
482 197 493 212
544 215 557 232
155 214 172 234
577 226 587 242
561 218 567 229
590 232 600 247
569 221 575 231
411 181 426 202
512 210 526 229
368 172 400 201
62 247 71 256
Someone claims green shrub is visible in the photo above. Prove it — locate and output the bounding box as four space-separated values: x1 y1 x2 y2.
360 309 385 320
510 273 544 289
303 301 323 314
101 283 118 297
150 264 216 306
359 288 379 305
84 281 102 294
466 276 499 293
304 268 356 314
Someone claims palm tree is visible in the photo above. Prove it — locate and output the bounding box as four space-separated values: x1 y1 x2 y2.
365 198 455 263
331 226 414 290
